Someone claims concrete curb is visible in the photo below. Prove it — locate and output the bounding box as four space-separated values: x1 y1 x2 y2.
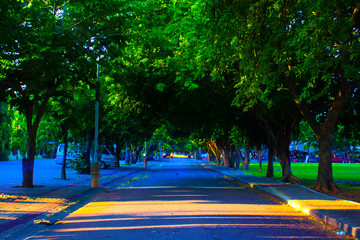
200 162 360 239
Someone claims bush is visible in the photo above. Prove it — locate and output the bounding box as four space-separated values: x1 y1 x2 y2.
67 146 90 174
69 154 90 174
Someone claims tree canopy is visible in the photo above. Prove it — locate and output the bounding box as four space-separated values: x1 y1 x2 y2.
0 0 359 192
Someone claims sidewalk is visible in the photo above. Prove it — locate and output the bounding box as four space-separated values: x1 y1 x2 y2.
200 161 360 239
0 161 151 240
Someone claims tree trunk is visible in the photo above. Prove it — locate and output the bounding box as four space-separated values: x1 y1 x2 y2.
242 145 250 170
115 138 126 162
253 107 302 184
274 139 302 184
276 146 291 179
256 145 262 173
61 124 68 180
22 127 36 187
132 145 143 164
235 146 242 169
223 144 235 168
207 140 222 165
312 133 338 192
83 131 92 174
206 150 212 162
125 137 131 165
130 145 137 164
266 147 274 178
21 75 60 187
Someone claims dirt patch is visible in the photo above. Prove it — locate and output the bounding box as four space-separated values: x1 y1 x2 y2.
304 180 360 204
324 187 360 203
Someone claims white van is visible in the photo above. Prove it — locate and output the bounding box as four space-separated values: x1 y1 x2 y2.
54 144 78 166
55 144 118 169
98 146 119 168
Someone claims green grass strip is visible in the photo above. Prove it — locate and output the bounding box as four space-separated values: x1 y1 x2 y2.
244 162 360 183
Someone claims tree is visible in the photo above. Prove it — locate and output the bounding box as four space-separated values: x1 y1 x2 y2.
180 0 302 182
0 1 70 186
0 0 121 186
201 0 359 191
283 0 360 192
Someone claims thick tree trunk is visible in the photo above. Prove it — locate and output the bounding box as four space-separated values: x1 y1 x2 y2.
313 133 338 192
274 137 302 184
22 128 36 187
275 146 291 180
266 148 274 178
22 157 34 187
223 144 235 168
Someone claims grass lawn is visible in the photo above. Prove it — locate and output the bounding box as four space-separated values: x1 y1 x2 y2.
241 162 360 203
246 162 360 183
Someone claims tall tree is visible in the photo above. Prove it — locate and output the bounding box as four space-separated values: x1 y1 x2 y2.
0 0 123 186
1 1 72 186
201 0 359 191
283 0 360 191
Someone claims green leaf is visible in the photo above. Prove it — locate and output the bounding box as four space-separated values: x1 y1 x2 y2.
156 83 166 92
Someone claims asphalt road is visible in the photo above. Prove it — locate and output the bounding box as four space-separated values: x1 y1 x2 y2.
24 158 351 240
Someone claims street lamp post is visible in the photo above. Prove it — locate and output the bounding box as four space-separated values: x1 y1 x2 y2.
91 63 100 188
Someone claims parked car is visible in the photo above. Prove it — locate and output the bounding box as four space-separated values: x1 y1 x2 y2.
98 147 119 169
201 152 208 160
55 144 118 169
55 144 79 166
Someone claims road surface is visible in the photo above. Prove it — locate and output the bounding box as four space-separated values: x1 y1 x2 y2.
24 158 351 240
